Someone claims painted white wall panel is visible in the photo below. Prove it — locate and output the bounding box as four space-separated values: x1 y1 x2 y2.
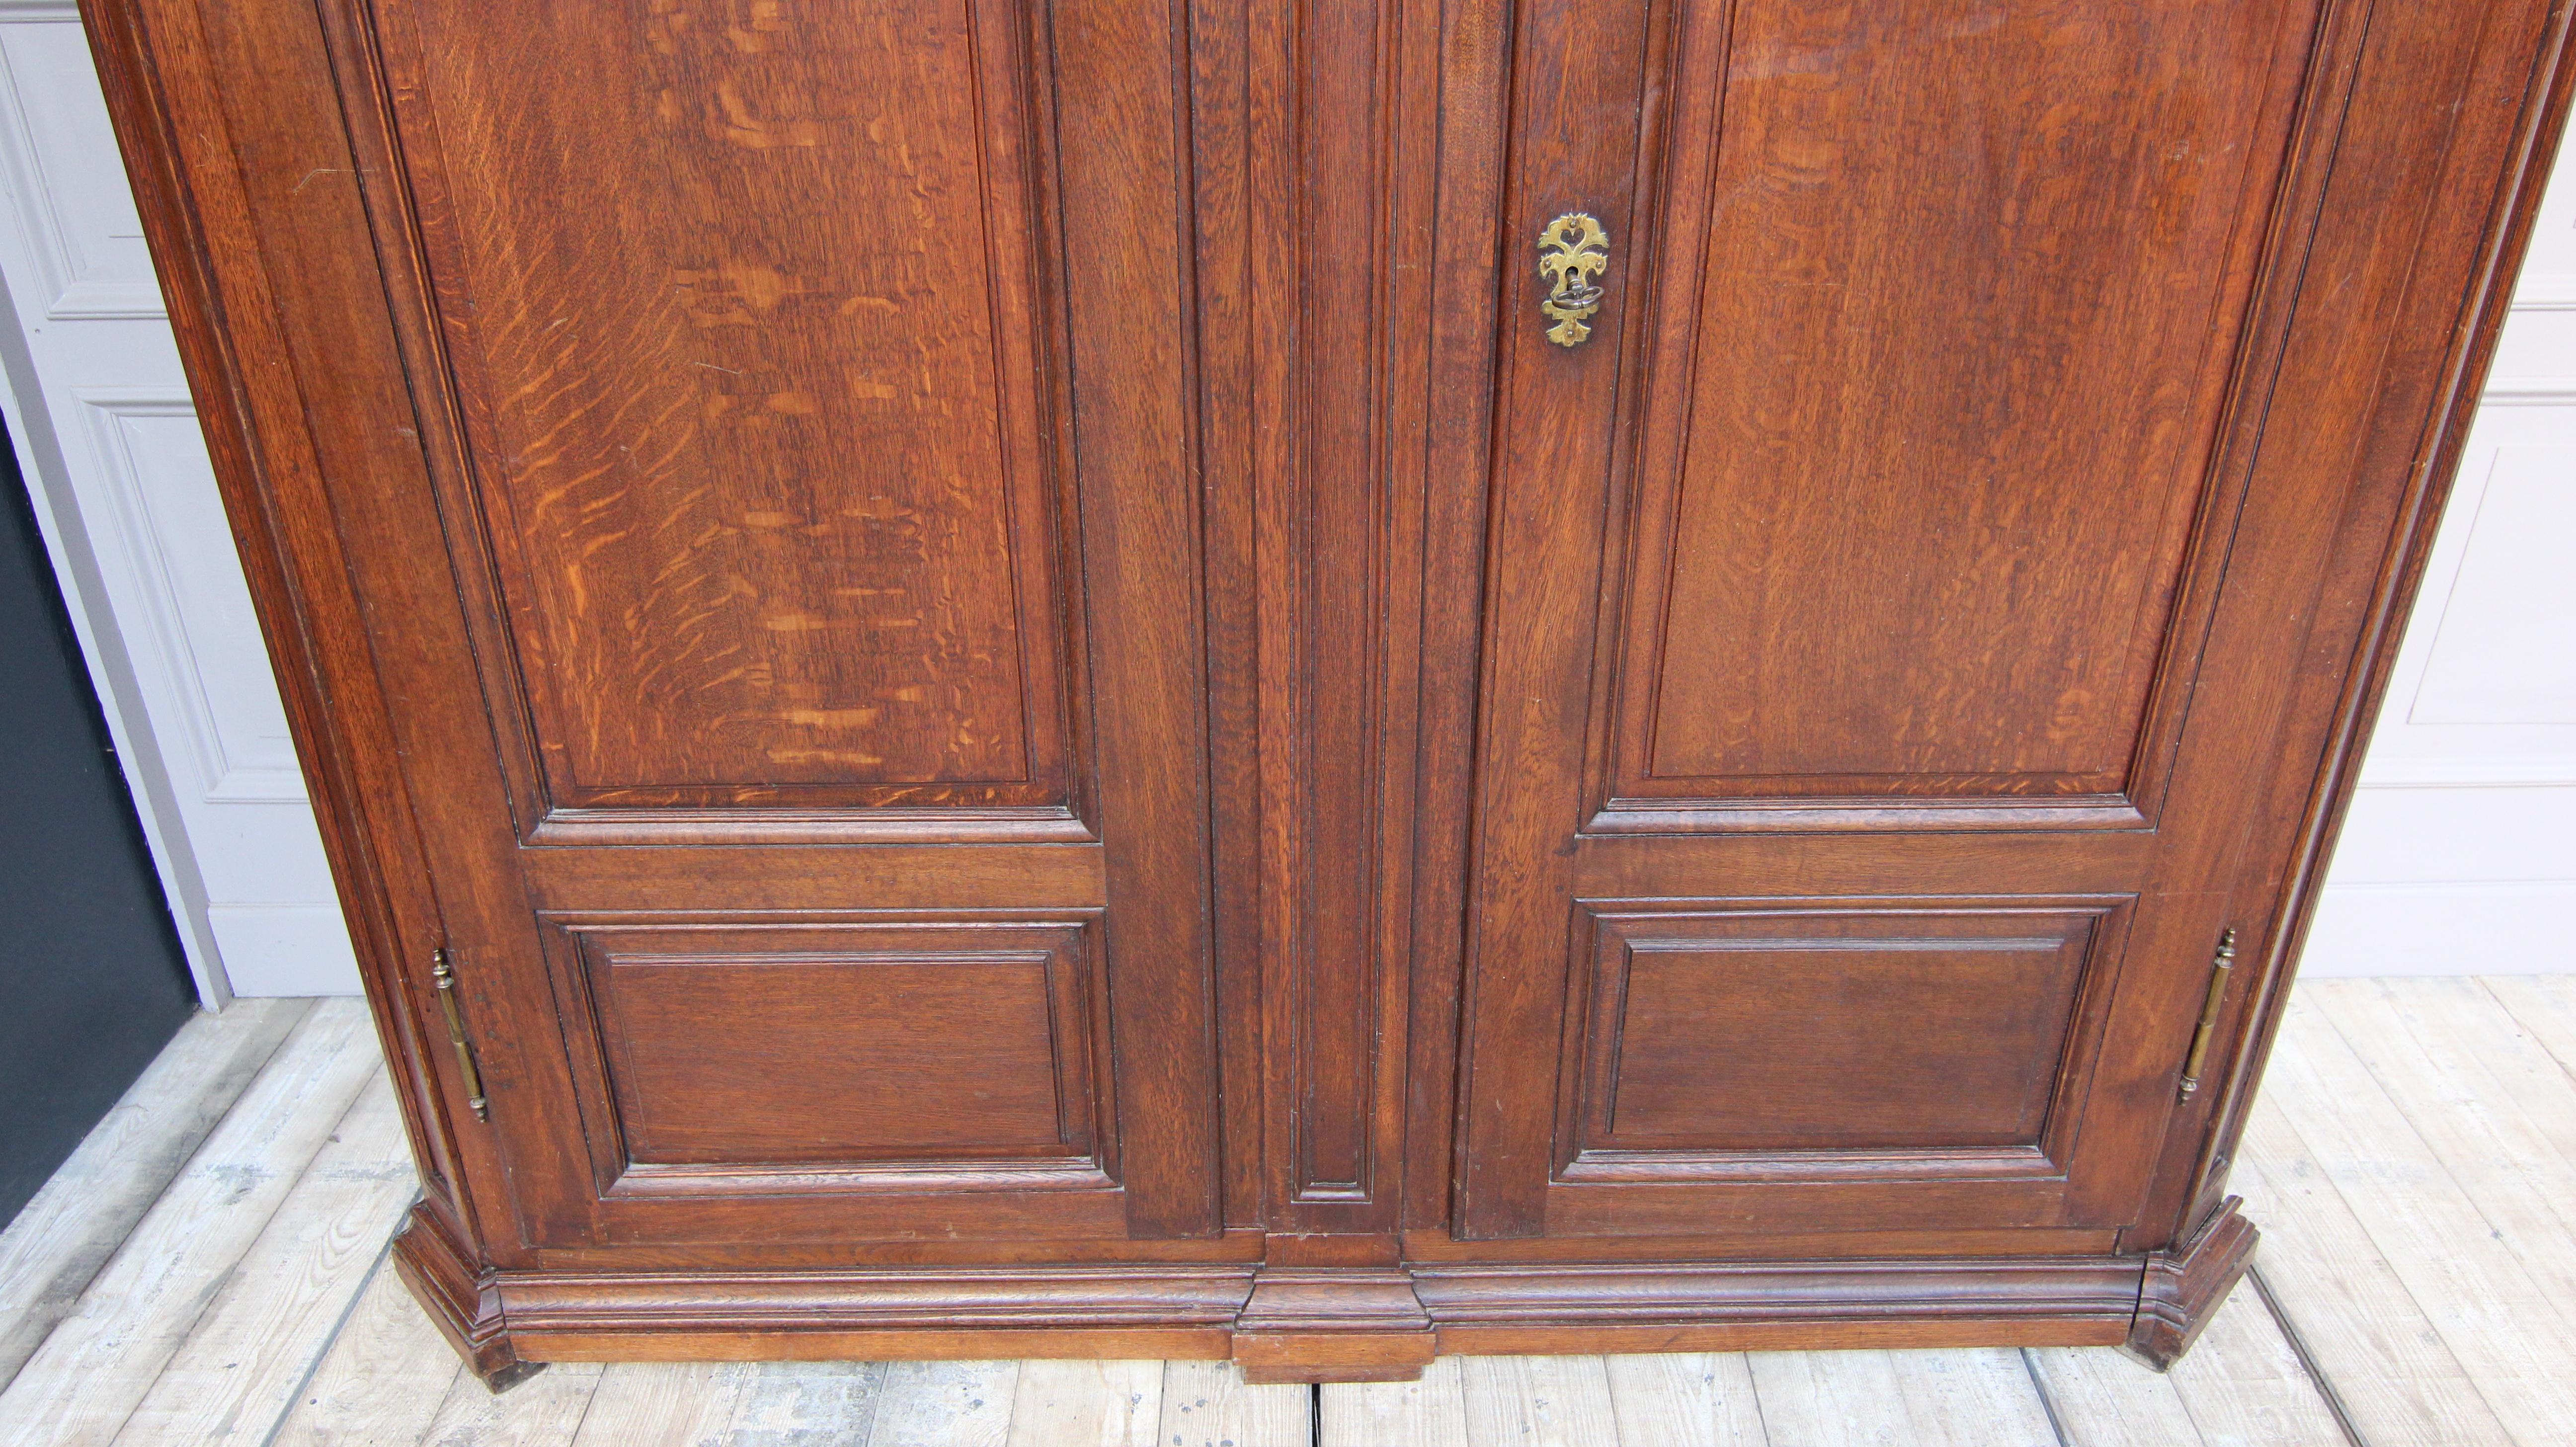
2329 786 2576 884
73 396 306 798
2405 444 2576 724
0 5 157 317
204 904 367 998
2306 884 2576 976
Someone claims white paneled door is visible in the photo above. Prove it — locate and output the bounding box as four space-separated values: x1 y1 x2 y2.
0 1 354 998
1 7 2570 993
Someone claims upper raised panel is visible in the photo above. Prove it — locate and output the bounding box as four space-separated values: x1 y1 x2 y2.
371 0 1080 829
1592 0 2322 830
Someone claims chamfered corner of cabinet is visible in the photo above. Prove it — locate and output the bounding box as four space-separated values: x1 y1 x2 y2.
391 1198 545 1391
2121 1195 2258 1371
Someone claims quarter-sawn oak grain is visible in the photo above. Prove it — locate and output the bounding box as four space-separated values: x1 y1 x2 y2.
81 0 2576 1386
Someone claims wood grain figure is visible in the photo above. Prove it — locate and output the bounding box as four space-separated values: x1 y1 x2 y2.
77 0 2576 1384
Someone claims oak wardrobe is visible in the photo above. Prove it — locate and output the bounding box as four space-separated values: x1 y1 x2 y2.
85 0 2574 1385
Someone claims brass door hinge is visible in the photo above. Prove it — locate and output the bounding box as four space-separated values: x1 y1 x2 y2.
2176 929 2238 1102
430 948 490 1121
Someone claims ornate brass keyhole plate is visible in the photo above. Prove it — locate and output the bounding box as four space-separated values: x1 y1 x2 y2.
1538 212 1610 346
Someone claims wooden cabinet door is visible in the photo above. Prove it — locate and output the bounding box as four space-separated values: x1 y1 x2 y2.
1454 0 2352 1241
321 0 1222 1249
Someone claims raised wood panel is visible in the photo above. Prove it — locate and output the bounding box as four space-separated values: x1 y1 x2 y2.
1568 905 2111 1158
570 921 1099 1165
545 916 1117 1204
1251 0 1424 1228
372 0 1079 818
1591 0 2323 828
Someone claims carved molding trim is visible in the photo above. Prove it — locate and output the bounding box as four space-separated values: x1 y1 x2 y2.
2124 1196 2258 1369
392 1190 2169 1383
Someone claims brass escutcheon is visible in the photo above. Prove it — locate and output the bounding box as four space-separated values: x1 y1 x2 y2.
1538 212 1610 346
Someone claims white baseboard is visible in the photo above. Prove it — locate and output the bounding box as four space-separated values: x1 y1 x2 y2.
2299 881 2576 976
206 903 361 996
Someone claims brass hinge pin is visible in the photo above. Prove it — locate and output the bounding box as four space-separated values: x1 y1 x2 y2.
430 948 490 1122
2177 928 2238 1101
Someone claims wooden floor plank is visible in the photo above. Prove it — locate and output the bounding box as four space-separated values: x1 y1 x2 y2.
1154 1360 1308 1447
1603 1353 1767 1446
1001 1360 1160 1447
1883 1350 2058 1447
1320 1356 1470 1447
261 1254 468 1447
0 998 310 1390
2259 988 2576 1443
1747 1350 1976 1447
2316 979 2576 1251
2482 973 2576 1079
864 1361 1019 1447
1749 1351 1914 1447
110 1072 416 1445
1458 1356 1620 1447
2233 1097 2515 1446
723 1361 890 1444
2024 1344 2203 1447
2310 980 2576 1346
0 998 381 1445
2161 1281 2347 1447
413 1359 605 1447
567 1363 754 1447
2379 978 2576 1225
2442 973 2576 1164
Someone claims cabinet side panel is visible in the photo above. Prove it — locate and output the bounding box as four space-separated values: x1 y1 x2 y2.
2147 0 2576 1247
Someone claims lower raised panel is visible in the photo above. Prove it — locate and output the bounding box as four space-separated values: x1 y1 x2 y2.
1570 903 2109 1155
1452 895 2151 1238
1560 898 2130 1189
541 913 1119 1208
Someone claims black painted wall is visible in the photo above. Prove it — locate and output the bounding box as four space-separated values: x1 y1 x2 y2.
0 428 197 1228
